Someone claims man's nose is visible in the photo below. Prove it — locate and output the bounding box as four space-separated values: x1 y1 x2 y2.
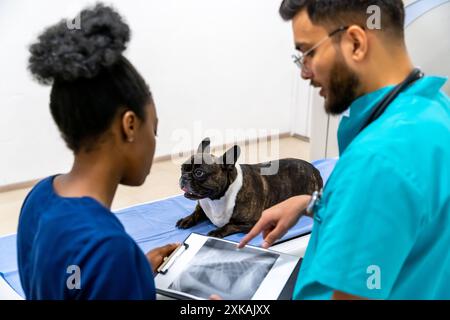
301 67 313 80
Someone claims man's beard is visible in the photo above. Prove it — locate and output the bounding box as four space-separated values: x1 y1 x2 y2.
324 53 360 115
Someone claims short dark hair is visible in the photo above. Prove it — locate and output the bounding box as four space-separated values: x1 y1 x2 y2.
279 0 405 39
28 3 152 152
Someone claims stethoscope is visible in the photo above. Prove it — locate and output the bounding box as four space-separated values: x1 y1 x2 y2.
306 68 424 216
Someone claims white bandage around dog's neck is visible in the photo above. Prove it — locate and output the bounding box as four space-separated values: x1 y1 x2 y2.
199 164 243 228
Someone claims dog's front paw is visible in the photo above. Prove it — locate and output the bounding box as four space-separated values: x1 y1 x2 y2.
207 229 225 238
176 215 197 229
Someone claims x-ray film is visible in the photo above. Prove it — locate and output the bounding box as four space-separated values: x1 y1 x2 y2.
155 233 300 300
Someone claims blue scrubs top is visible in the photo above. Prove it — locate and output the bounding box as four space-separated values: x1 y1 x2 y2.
17 176 156 300
293 76 450 299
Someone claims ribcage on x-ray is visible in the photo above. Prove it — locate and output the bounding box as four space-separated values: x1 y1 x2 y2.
169 245 278 300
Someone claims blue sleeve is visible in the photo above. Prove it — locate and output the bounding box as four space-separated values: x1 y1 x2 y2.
307 150 425 299
76 235 156 300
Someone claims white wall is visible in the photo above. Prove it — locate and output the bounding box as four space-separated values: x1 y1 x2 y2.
0 0 311 187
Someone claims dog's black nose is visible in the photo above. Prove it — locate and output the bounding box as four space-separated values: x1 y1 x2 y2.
179 176 188 189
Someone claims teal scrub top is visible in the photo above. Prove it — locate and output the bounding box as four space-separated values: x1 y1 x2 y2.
293 76 450 300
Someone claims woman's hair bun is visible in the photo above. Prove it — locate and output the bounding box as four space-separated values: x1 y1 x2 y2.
29 3 130 84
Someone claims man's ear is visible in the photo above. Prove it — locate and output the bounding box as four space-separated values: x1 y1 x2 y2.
121 110 138 143
221 145 241 168
197 137 211 154
345 25 368 62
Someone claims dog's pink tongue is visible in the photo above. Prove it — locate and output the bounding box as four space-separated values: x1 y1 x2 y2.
182 187 188 192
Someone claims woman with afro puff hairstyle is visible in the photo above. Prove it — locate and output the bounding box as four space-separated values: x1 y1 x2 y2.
17 3 179 299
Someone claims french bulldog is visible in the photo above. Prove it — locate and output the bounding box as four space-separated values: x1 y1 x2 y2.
176 138 323 238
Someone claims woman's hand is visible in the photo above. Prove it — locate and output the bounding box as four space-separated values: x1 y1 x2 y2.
146 243 181 273
238 195 311 249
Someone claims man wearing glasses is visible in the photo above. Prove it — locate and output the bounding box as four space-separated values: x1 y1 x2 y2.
239 0 450 299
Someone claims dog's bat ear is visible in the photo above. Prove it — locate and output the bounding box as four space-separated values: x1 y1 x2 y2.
197 137 211 154
221 145 241 167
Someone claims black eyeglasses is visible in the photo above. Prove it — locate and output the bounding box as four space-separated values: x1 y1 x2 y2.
292 26 350 71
